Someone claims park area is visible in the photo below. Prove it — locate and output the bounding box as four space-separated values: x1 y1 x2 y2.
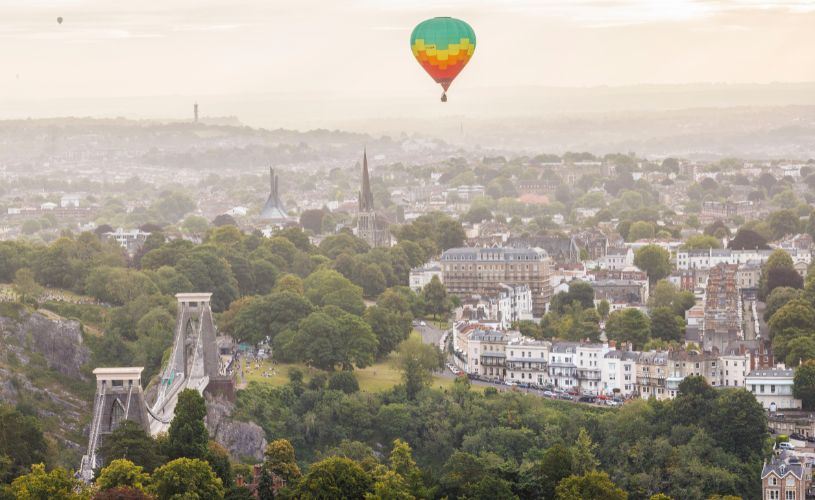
239 352 470 393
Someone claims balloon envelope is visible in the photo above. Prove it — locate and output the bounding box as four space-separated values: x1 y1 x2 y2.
410 17 476 92
57 17 63 24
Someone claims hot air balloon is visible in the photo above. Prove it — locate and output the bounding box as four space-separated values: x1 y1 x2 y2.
57 17 63 24
410 17 476 102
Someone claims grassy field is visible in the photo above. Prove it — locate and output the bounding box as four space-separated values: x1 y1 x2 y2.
240 353 474 393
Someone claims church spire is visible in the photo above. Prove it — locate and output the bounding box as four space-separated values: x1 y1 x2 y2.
359 148 374 212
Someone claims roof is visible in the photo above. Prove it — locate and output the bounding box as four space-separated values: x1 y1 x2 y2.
605 350 639 361
762 455 804 480
441 247 547 261
747 368 794 378
551 342 578 353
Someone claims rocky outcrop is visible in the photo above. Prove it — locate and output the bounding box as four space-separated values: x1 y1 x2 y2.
206 394 267 462
0 307 92 462
0 309 90 379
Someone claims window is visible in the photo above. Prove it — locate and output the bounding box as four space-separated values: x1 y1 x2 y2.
785 491 795 500
770 477 777 486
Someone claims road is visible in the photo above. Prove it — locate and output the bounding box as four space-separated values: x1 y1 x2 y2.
414 322 445 346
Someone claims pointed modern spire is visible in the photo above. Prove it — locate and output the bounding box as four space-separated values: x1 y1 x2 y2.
359 148 374 212
260 166 288 221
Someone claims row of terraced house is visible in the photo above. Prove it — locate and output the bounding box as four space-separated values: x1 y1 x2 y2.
452 322 782 401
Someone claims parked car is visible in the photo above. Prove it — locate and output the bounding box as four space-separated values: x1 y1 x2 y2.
778 442 796 451
559 394 575 401
542 390 556 398
806 435 815 443
790 433 807 441
605 399 622 407
578 395 597 404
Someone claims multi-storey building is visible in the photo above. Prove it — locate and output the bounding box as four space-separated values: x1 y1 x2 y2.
598 247 634 271
702 263 743 353
676 248 811 271
761 453 810 500
747 368 801 411
506 338 550 386
736 261 761 290
441 247 553 316
489 284 534 329
665 350 721 398
719 348 751 388
464 329 512 380
409 262 442 292
548 342 579 390
700 200 756 222
591 279 649 308
576 343 608 395
636 351 670 400
601 350 638 397
103 228 150 256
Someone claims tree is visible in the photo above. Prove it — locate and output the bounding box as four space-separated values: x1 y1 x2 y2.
728 229 769 250
287 456 372 499
365 305 412 358
150 458 224 500
634 245 671 284
554 471 628 500
682 235 721 250
300 209 326 234
764 287 802 322
421 276 450 319
605 309 651 349
96 459 149 493
304 269 363 308
551 281 595 313
649 307 684 343
207 441 233 489
293 309 378 371
785 337 815 367
571 428 599 476
769 299 815 361
165 389 209 460
388 439 426 498
212 214 238 227
767 209 800 240
464 476 519 500
230 291 313 346
98 420 164 473
794 361 815 411
12 268 42 305
263 439 302 485
597 300 610 319
175 247 239 312
766 267 803 296
628 221 655 241
522 444 574 500
10 464 90 500
92 487 153 499
0 405 48 483
709 389 768 462
328 371 360 394
396 334 443 399
181 215 210 234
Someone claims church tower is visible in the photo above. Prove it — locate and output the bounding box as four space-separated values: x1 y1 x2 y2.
357 149 389 248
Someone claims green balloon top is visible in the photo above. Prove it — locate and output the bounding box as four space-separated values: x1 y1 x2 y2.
410 17 476 51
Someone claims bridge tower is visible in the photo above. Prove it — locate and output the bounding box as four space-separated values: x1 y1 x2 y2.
79 367 150 481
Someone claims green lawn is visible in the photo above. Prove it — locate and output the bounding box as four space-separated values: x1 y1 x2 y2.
240 353 474 393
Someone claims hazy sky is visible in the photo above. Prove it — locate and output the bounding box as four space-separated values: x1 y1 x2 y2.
2 0 815 121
